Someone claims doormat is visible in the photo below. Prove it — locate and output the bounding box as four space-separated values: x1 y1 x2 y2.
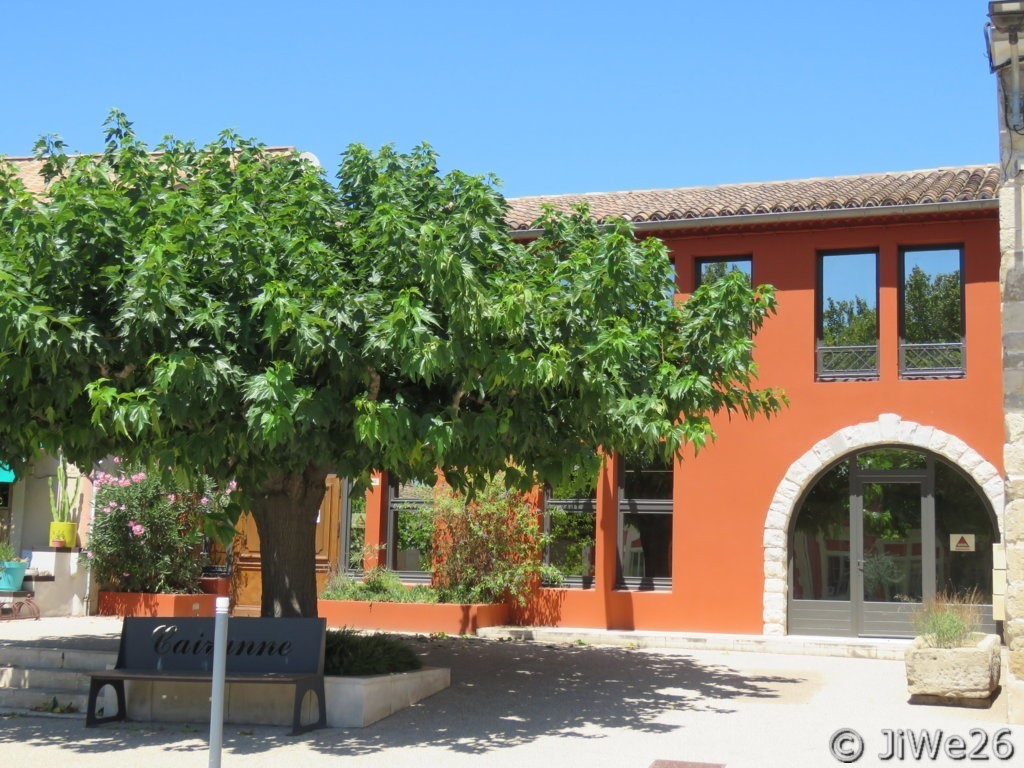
649 762 725 768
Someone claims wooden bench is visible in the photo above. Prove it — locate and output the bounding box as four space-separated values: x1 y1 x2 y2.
86 616 326 735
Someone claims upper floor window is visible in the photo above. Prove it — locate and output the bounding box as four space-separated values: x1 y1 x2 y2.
695 256 752 288
816 250 879 380
899 246 964 378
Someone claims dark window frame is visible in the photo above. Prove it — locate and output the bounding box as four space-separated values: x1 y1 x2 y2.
542 494 597 589
340 478 366 577
897 244 966 379
815 248 880 381
615 455 673 591
694 255 754 290
385 476 434 583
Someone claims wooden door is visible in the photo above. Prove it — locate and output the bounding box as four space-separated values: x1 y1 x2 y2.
231 474 342 616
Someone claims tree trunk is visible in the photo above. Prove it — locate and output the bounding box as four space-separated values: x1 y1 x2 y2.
250 465 331 617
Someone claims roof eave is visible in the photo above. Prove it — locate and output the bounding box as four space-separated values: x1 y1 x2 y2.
508 197 999 238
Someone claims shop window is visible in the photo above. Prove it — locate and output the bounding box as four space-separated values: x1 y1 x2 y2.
388 478 434 580
545 462 598 588
934 461 993 601
899 246 965 378
341 480 366 573
618 456 673 589
816 250 879 380
791 461 851 600
695 256 752 288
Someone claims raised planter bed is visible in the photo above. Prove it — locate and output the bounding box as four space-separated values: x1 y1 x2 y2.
318 599 509 635
97 591 220 617
121 667 450 727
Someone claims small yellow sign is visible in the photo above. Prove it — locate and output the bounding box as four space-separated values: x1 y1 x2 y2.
951 534 976 553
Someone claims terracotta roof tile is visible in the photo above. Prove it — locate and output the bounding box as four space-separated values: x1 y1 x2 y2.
506 165 1001 231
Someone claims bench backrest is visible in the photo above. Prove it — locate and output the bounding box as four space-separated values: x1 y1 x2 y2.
116 617 325 676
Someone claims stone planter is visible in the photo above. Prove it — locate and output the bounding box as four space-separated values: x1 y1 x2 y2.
97 591 220 617
324 667 450 726
905 633 1001 706
318 599 510 635
122 667 450 728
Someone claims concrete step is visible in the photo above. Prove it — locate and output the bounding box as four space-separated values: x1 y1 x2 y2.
0 645 115 672
478 626 914 660
0 665 91 692
0 686 88 715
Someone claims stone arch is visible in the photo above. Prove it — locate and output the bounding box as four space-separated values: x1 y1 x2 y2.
762 413 1005 635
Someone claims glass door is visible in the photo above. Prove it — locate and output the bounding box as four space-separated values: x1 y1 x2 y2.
852 475 933 637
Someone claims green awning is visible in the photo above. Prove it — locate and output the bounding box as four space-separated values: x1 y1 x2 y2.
0 465 14 483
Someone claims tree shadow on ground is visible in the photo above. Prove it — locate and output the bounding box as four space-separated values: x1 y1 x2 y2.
0 635 806 758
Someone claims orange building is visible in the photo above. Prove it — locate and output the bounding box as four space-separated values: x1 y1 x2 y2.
355 165 1005 639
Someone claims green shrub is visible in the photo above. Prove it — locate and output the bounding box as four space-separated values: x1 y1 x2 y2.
321 567 438 603
431 472 561 606
323 628 423 676
914 589 982 648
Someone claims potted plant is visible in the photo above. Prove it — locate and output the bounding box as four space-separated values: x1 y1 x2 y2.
905 589 1000 706
47 453 81 548
0 541 28 591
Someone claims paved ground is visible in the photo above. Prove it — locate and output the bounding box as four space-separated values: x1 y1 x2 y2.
0 617 1019 767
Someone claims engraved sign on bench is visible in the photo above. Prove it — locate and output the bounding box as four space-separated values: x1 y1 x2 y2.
86 616 326 734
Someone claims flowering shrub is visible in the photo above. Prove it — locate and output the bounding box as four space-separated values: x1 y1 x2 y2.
85 460 234 593
431 472 560 606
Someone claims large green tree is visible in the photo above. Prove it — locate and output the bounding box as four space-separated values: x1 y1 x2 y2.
0 113 784 616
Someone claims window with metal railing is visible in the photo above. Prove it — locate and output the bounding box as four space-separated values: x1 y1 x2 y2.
899 246 965 378
816 250 879 380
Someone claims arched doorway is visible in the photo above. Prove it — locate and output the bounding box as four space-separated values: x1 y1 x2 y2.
788 447 998 637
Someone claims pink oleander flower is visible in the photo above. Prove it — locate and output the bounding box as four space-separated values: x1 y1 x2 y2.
200 496 209 506
85 551 93 559
132 524 145 536
227 480 238 493
168 493 177 503
113 457 121 464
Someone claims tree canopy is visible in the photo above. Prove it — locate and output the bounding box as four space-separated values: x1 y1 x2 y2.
0 112 784 615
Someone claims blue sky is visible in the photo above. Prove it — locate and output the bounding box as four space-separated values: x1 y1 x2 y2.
0 1 997 198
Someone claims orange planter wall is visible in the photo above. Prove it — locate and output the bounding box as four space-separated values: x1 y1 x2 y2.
97 591 221 617
318 599 510 635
